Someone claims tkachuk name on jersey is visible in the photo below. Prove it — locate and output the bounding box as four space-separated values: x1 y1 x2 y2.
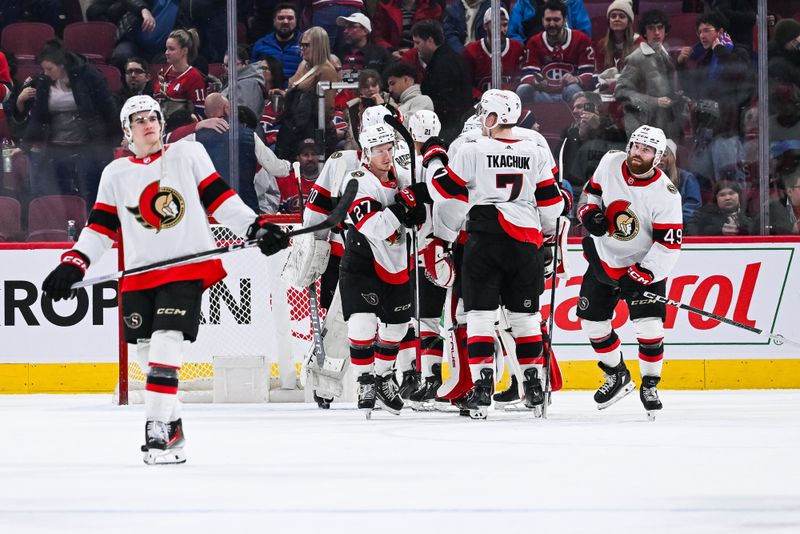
485 154 531 169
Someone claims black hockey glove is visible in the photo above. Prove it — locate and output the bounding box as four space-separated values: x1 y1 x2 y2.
247 216 290 256
42 250 89 301
578 204 608 237
388 199 426 228
400 183 432 205
617 263 655 297
421 136 448 168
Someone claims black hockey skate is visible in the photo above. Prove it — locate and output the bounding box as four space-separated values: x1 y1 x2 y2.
141 419 186 465
398 369 421 400
357 373 376 419
492 375 522 409
313 392 332 409
522 368 545 409
640 376 663 420
594 360 636 410
409 363 443 411
462 368 493 419
375 372 404 415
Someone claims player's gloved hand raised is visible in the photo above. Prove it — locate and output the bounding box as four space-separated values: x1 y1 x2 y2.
389 196 426 228
42 250 90 301
617 263 654 297
578 204 607 237
559 186 573 216
247 216 290 256
421 136 448 168
400 182 432 205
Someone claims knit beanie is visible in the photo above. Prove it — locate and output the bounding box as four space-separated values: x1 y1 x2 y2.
607 0 634 24
774 18 800 47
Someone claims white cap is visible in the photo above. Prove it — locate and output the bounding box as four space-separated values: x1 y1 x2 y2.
665 139 677 156
484 6 509 25
336 12 372 33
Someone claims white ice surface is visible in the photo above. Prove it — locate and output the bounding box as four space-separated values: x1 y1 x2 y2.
1 391 798 534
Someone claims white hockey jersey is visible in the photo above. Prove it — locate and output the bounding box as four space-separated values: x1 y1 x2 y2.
430 134 563 246
75 141 256 292
346 166 408 284
583 151 683 282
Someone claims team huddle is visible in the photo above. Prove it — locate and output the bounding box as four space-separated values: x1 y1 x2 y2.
40 90 682 465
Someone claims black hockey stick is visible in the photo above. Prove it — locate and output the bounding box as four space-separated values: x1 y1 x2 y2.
383 114 422 362
72 179 358 289
642 290 800 348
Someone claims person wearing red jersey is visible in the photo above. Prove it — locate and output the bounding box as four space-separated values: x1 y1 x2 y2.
519 0 595 103
155 29 208 120
577 125 682 419
463 7 526 98
277 138 321 213
41 96 289 464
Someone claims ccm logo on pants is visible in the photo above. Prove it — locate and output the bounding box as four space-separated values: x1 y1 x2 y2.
156 308 187 316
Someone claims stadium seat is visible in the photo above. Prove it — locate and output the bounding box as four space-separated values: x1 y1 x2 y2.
64 21 117 64
27 195 87 242
665 13 700 46
584 3 609 20
638 0 684 14
0 196 22 241
208 63 226 79
591 15 609 42
12 62 41 85
96 63 122 93
533 101 574 140
1 22 55 63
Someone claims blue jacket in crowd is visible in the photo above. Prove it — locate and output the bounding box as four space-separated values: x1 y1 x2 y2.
508 0 591 44
250 31 302 82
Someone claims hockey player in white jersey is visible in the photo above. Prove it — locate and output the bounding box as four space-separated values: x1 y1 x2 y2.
427 90 564 418
576 125 682 418
41 95 289 464
339 124 426 417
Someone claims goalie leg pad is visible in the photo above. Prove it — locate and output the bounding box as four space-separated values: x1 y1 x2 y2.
348 313 377 374
634 317 664 377
282 234 331 287
466 310 496 383
584 320 622 368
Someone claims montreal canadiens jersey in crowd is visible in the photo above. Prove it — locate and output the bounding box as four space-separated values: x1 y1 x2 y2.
73 141 256 292
463 38 526 94
430 135 563 245
583 151 683 282
346 167 409 284
521 29 594 92
154 65 207 117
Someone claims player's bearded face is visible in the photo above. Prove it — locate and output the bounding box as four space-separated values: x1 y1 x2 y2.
627 143 656 175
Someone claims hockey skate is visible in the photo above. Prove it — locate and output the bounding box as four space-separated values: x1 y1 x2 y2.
409 363 443 411
141 419 186 465
357 374 376 419
462 369 493 420
640 376 663 421
522 368 545 409
594 360 636 410
313 392 332 409
375 372 404 415
398 369 421 400
492 375 522 409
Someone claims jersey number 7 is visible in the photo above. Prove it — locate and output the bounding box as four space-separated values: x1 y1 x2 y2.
496 173 523 201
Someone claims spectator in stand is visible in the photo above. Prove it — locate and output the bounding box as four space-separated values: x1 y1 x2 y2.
0 50 12 137
766 167 800 235
276 138 322 213
687 180 753 236
255 54 286 147
412 19 472 143
463 7 525 98
659 139 703 225
221 46 266 120
768 19 800 89
704 0 756 51
305 0 365 50
334 12 392 83
615 10 687 139
342 70 398 149
117 57 155 106
560 91 626 190
372 0 444 58
518 0 594 103
110 0 178 69
442 0 490 55
384 61 434 120
9 39 114 207
154 29 208 120
594 0 641 101
508 0 591 45
250 3 302 81
769 83 800 146
677 11 753 183
0 0 63 34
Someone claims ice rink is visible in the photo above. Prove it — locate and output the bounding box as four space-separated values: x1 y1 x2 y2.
1 390 798 534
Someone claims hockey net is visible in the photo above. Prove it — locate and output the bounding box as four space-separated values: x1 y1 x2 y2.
115 214 323 404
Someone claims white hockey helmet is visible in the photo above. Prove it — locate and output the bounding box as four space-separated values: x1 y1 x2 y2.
627 125 667 169
359 124 396 160
120 95 164 149
360 104 395 133
461 114 483 135
477 89 521 129
408 110 441 143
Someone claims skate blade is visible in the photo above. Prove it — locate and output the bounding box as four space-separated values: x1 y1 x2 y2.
362 408 373 420
646 411 657 421
469 406 488 420
143 447 186 465
410 400 436 412
376 399 402 416
493 399 522 410
596 382 636 410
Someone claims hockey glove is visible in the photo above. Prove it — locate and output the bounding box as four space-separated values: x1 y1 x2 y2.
247 217 290 256
578 204 607 237
421 136 448 168
617 263 654 297
559 186 573 216
401 182 432 205
42 250 89 301
394 188 427 227
388 202 426 228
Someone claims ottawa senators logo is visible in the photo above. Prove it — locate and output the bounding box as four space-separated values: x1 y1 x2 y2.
127 181 185 231
605 200 639 241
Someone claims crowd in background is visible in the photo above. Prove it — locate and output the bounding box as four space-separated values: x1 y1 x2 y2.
0 0 799 241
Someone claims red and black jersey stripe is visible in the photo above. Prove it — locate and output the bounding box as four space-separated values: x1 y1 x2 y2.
584 176 602 197
307 184 334 215
431 166 468 202
87 203 120 240
534 177 562 207
653 222 683 250
198 172 235 214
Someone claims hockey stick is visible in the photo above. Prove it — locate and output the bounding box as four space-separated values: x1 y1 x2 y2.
72 179 358 289
293 161 328 369
642 290 800 348
383 114 422 365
